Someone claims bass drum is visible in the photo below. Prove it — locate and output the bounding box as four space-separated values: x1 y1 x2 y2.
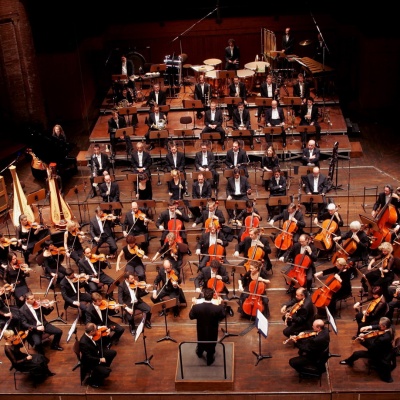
127 51 146 73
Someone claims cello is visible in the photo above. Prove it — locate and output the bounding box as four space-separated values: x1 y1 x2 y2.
242 277 265 317
313 205 341 251
285 251 312 288
240 203 261 242
165 201 183 244
274 218 297 251
331 237 357 264
312 274 342 308
243 241 265 272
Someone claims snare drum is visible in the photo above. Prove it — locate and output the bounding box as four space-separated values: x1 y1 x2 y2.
237 69 256 93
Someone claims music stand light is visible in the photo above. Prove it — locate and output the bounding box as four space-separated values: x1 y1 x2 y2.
182 99 203 131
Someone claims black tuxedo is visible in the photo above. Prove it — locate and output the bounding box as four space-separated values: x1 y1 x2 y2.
265 106 286 145
89 216 118 256
233 107 251 130
293 81 311 100
195 151 216 171
99 181 120 202
226 176 251 198
194 82 212 117
194 265 230 294
192 180 212 199
227 81 247 119
146 89 167 106
282 295 315 338
196 231 228 269
194 208 226 226
165 151 185 172
78 257 115 293
202 109 226 144
299 103 321 142
258 82 279 118
108 115 127 154
268 175 287 196
303 173 330 195
225 45 240 70
145 111 167 144
301 147 321 166
236 235 272 269
225 148 249 176
272 208 305 245
60 276 91 307
130 150 152 174
89 153 111 196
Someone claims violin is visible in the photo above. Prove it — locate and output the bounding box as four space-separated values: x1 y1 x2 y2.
32 299 58 309
312 274 342 308
284 299 304 326
0 237 19 247
72 273 89 283
241 211 260 242
283 331 317 344
12 330 29 345
98 299 124 310
353 328 389 341
92 326 110 341
169 242 179 261
50 246 66 256
129 245 145 258
167 270 180 286
134 210 154 224
25 222 47 230
129 281 152 290
100 213 118 222
0 283 14 295
14 261 33 273
242 277 265 317
90 253 108 263
361 295 383 323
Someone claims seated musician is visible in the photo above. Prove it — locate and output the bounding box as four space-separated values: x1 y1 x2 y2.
99 174 121 217
192 199 225 228
168 169 186 201
266 167 287 219
194 260 230 300
232 102 255 147
226 168 252 222
135 172 153 201
299 97 321 148
238 260 270 319
194 74 211 119
227 76 248 120
151 232 189 274
340 317 396 383
64 221 85 266
353 285 388 338
264 100 286 148
279 233 318 294
42 239 67 285
234 227 272 272
116 235 148 281
202 101 226 149
302 166 330 214
131 142 152 177
116 87 139 128
145 104 167 151
89 143 111 198
0 233 22 277
301 140 321 166
90 207 118 259
292 73 310 113
151 259 186 318
314 257 352 317
195 221 228 270
118 271 152 336
371 184 399 219
256 74 279 123
146 83 167 108
261 145 280 190
108 109 127 156
281 287 315 338
165 143 189 197
188 173 212 221
386 280 400 321
233 200 262 241
225 140 249 177
194 141 219 189
0 283 21 332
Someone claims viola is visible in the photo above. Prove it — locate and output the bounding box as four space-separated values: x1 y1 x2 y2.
32 299 57 309
100 213 118 222
130 281 152 290
331 237 357 264
361 295 383 323
12 330 29 345
274 219 297 251
284 299 304 326
241 212 260 242
129 245 145 258
167 270 180 286
72 273 89 283
311 274 342 308
285 253 312 288
242 278 265 316
90 253 108 263
92 326 110 341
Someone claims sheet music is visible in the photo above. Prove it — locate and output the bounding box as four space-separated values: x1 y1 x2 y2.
256 309 269 338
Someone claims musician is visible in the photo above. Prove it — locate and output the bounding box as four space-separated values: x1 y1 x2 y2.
17 214 50 266
371 184 399 218
19 291 63 354
301 140 321 168
145 104 167 151
288 319 330 377
238 260 270 318
52 124 67 142
122 201 150 254
202 101 226 149
131 141 152 177
194 141 219 188
108 109 127 156
192 199 225 228
135 172 153 200
116 85 135 107
0 284 21 332
78 247 115 296
146 83 167 107
225 38 240 70
168 169 186 201
353 286 388 337
226 168 252 221
261 145 280 190
281 27 295 69
118 271 152 335
256 75 279 122
166 143 189 197
227 76 247 120
225 140 249 177
281 287 315 338
232 102 253 147
152 232 189 273
4 251 31 307
265 100 287 147
188 173 212 221
151 259 186 318
292 73 310 109
270 202 305 244
194 74 211 119
89 143 111 198
299 98 321 147
233 200 262 240
266 167 287 218
314 257 352 317
155 199 190 245
234 227 272 271
303 166 330 214
0 233 22 276
279 233 318 294
89 206 118 259
42 239 67 284
85 291 125 346
196 221 228 270
386 281 400 321
116 235 148 281
79 322 117 388
340 317 395 383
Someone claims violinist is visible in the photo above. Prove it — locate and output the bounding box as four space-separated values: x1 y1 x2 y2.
288 319 330 377
4 252 31 307
90 206 118 259
122 201 151 254
118 272 152 336
365 242 395 301
0 283 21 331
152 232 189 273
386 281 400 321
168 169 186 201
116 234 148 281
371 184 399 219
0 233 21 276
3 329 55 383
226 168 252 222
79 322 117 388
19 291 63 354
42 239 67 284
233 200 262 241
195 221 228 270
234 227 272 272
192 200 225 228
151 259 186 318
238 260 270 319
281 287 315 338
314 257 352 317
340 317 395 383
85 292 125 347
353 286 388 337
194 260 230 300
64 220 85 266
78 247 115 297
266 167 287 217
279 233 317 294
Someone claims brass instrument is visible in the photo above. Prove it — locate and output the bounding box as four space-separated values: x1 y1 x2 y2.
118 99 130 108
151 119 166 130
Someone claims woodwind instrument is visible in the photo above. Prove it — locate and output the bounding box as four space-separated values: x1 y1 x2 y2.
9 165 35 227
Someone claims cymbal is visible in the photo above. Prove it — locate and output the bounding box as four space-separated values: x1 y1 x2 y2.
191 65 214 72
299 39 313 46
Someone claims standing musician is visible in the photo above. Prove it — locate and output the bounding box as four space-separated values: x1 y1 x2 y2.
194 74 212 119
42 239 67 285
130 141 152 177
89 206 118 259
78 247 115 297
118 271 152 336
151 259 186 318
371 184 399 218
202 101 226 150
314 257 352 317
234 227 272 272
19 291 64 354
225 38 240 70
79 322 117 388
233 200 262 241
238 260 270 319
227 76 247 120
195 221 228 270
194 141 219 189
116 235 148 281
288 319 330 377
279 233 318 294
225 140 249 177
194 259 230 300
155 199 190 246
266 167 287 218
281 287 315 338
192 199 225 228
226 168 252 222
340 317 396 383
85 291 125 347
122 201 151 254
89 143 111 198
353 285 388 337
151 232 189 273
64 220 86 266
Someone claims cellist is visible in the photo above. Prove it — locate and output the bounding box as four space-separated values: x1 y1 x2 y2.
232 200 262 241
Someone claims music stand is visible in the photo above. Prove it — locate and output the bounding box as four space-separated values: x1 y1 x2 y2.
173 129 196 146
182 100 203 130
223 169 245 178
135 315 154 370
118 107 137 128
283 96 302 107
225 200 247 216
220 299 239 341
187 198 209 209
149 130 169 166
99 201 123 220
152 298 178 343
66 183 90 227
33 235 51 255
297 125 316 144
112 74 128 82
262 171 273 181
150 63 167 87
136 200 157 218
359 214 380 232
301 194 324 232
252 311 272 366
192 171 213 181
255 97 273 108
231 129 254 150
201 132 222 156
262 126 283 147
26 188 47 205
216 70 236 80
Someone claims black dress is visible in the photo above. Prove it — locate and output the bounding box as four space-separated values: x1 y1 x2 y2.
135 180 153 200
168 178 186 200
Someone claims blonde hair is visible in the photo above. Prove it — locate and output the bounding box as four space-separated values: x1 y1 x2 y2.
2 330 14 340
379 242 393 253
